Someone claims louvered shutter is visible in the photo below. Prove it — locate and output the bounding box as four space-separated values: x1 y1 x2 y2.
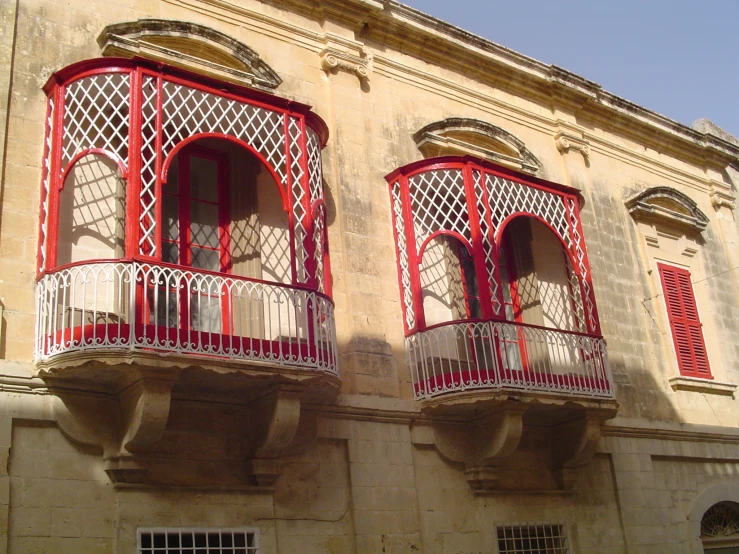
657 264 712 378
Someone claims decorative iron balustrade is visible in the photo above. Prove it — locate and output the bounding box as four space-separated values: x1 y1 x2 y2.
35 261 338 374
407 319 613 400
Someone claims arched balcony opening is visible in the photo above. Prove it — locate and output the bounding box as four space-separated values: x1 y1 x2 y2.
35 59 337 375
386 157 612 401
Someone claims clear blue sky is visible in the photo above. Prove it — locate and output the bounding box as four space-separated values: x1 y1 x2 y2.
402 1 739 140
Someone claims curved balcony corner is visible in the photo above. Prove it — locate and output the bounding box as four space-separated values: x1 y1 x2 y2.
407 319 616 410
35 260 340 395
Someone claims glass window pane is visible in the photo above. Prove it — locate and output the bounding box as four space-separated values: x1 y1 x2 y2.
163 157 178 194
163 195 179 242
190 293 221 333
191 247 220 272
190 202 220 248
162 241 179 265
190 156 219 202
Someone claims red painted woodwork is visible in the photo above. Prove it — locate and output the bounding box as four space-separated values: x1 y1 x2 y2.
658 263 712 379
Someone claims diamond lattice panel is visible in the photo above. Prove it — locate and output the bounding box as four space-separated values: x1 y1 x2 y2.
313 203 326 293
62 73 130 169
289 117 308 283
161 81 286 184
486 174 570 247
567 197 596 331
38 96 54 270
473 170 500 315
409 169 469 247
392 182 415 330
138 77 158 255
306 128 323 204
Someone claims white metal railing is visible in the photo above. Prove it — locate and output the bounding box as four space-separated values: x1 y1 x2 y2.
407 320 613 400
35 261 338 374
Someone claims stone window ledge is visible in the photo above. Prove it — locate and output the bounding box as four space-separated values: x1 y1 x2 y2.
669 376 737 396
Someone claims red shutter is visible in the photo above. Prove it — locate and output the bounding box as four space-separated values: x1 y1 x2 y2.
657 264 712 378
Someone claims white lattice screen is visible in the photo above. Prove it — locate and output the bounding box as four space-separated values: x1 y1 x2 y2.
38 96 54 271
42 63 329 296
409 168 469 247
389 162 598 334
62 73 130 168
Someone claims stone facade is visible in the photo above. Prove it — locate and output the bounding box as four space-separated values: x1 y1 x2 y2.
0 0 738 553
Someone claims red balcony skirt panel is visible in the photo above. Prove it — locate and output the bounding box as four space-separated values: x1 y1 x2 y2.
43 324 332 368
413 367 612 399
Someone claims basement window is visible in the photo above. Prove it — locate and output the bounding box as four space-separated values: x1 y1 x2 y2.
496 523 569 554
137 528 259 554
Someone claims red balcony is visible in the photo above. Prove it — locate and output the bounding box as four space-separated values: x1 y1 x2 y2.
386 157 614 403
36 260 337 373
35 58 336 379
32 58 338 485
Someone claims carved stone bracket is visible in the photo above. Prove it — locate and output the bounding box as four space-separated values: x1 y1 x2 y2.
431 405 526 492
320 48 369 81
710 187 736 212
551 410 610 490
244 385 318 486
555 131 590 161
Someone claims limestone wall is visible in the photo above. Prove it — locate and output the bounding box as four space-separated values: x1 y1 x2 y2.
0 0 738 552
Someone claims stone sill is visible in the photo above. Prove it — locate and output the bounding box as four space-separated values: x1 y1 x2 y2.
669 376 737 396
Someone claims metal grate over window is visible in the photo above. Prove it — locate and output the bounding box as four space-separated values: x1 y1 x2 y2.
137 528 259 554
497 523 569 554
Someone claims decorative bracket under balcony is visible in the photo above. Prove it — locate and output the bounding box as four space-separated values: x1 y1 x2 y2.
415 395 617 493
42 353 338 487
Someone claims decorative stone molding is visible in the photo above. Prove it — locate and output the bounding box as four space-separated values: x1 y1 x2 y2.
320 48 369 81
669 376 737 397
413 118 542 173
555 131 590 161
98 19 282 90
710 188 736 211
626 186 709 233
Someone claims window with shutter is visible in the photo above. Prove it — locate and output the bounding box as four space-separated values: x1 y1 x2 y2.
657 263 712 379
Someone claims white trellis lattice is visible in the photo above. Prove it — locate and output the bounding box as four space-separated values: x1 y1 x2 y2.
486 174 570 244
306 129 323 204
160 80 287 182
473 169 500 315
391 181 415 330
409 168 469 247
38 96 55 271
289 116 309 284
62 73 130 169
139 76 159 255
567 197 597 332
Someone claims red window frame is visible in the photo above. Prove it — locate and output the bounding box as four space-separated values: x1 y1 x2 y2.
657 263 712 379
159 143 232 333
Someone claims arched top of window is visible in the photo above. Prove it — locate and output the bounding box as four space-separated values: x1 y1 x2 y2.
626 186 708 232
701 501 739 539
412 118 542 173
98 19 282 91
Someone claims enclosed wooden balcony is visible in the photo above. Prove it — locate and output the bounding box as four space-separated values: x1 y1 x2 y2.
33 58 338 485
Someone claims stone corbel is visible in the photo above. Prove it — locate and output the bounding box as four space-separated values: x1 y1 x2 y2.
108 368 181 483
320 48 369 81
431 405 526 492
710 187 736 212
551 410 609 490
555 131 590 161
245 386 315 486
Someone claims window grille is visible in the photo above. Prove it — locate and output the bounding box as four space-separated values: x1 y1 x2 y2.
701 502 739 538
496 523 569 554
137 527 259 554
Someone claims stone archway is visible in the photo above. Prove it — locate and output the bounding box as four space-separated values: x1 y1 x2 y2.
689 484 739 553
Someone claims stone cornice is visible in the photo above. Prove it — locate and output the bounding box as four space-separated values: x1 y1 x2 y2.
265 0 739 166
